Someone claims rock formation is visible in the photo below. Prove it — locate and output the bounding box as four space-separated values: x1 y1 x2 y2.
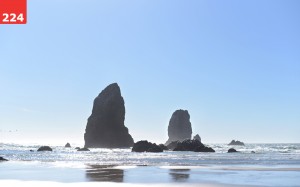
194 145 215 152
132 140 163 152
193 134 201 142
77 148 90 151
173 139 215 152
84 83 134 148
228 148 238 153
166 141 179 150
165 110 192 145
0 157 8 161
158 144 168 151
37 146 52 151
228 140 245 146
65 143 71 148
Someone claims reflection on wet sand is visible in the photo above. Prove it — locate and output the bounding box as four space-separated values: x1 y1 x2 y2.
169 169 190 182
85 165 124 182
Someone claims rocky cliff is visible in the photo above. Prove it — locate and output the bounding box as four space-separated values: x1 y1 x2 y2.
84 83 134 148
165 109 192 145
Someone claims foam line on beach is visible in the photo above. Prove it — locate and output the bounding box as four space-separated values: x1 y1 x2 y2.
159 166 207 169
113 166 137 169
219 167 300 171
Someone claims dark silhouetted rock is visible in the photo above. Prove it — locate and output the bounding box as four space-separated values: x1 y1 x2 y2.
173 139 201 151
75 147 80 150
228 148 238 153
84 83 134 148
132 141 163 153
158 144 168 151
148 146 163 153
166 141 179 150
65 143 71 148
29 150 34 152
194 145 215 152
251 151 255 153
165 110 192 145
228 140 245 146
173 139 215 152
37 146 52 151
0 157 8 161
193 134 201 142
77 148 90 151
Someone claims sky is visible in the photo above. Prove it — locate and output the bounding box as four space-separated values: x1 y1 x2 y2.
0 0 299 145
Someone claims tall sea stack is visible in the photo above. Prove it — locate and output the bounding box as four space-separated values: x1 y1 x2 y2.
84 83 134 148
165 109 192 145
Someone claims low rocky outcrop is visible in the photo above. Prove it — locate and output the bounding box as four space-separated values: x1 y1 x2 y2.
166 141 179 150
37 146 52 151
173 139 215 152
228 140 245 146
165 110 192 145
147 146 163 152
228 148 238 153
132 141 163 153
75 147 80 150
0 157 8 161
65 143 71 148
158 144 168 151
194 145 215 152
77 148 90 151
193 134 201 142
84 83 134 148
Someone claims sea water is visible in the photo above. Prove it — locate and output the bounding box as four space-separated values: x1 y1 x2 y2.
1 143 299 166
1 143 300 186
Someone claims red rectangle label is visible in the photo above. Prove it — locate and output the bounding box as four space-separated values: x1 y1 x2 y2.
0 0 27 24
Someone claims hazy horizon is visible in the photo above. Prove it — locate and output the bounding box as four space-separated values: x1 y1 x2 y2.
1 0 299 145
1 136 300 146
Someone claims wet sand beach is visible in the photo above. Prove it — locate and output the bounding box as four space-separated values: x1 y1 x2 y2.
1 161 300 187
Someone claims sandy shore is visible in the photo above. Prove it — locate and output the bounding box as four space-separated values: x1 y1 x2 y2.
1 162 300 186
0 180 247 187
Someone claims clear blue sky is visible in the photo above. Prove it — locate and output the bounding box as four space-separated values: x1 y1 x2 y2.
0 0 299 145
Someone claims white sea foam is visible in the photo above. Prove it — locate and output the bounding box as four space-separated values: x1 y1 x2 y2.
160 166 206 169
113 166 137 169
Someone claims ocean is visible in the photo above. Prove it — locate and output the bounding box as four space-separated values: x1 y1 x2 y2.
1 143 300 186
